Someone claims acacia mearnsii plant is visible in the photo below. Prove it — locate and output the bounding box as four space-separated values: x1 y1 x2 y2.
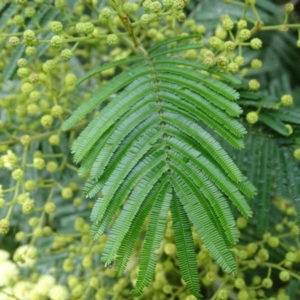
0 0 300 299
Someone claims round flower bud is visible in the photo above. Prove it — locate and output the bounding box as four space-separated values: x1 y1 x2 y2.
20 135 31 146
245 0 256 5
236 217 247 229
49 134 60 146
140 14 151 24
99 7 112 20
50 35 63 48
44 202 56 214
13 15 24 25
222 17 234 31
27 103 39 115
0 198 5 209
16 231 26 241
25 7 36 17
250 38 262 49
177 12 186 22
248 79 260 91
203 56 216 67
293 148 300 159
29 217 39 227
163 0 173 7
262 278 273 288
107 34 119 46
237 19 247 29
9 36 20 46
164 243 176 255
46 161 58 173
29 91 41 102
285 3 294 13
42 60 55 73
23 30 36 44
76 22 85 33
251 58 262 69
234 278 245 289
21 82 34 95
33 227 43 238
286 252 296 262
280 94 293 106
12 168 24 181
239 29 251 41
60 48 73 61
62 187 73 199
150 1 162 13
22 199 35 214
234 55 244 66
51 105 63 117
218 289 228 300
25 46 36 56
173 0 185 10
65 73 77 85
0 219 9 234
17 67 30 78
48 21 63 33
224 40 235 52
33 157 45 170
209 36 222 49
227 62 239 73
257 248 269 261
49 285 69 300
123 2 135 13
17 58 28 67
246 111 258 124
43 226 52 236
83 22 94 34
24 180 36 191
279 270 290 282
40 115 53 128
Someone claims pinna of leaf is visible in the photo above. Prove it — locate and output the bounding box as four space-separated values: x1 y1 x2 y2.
62 36 256 298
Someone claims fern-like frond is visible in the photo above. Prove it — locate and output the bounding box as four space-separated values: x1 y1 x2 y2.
62 39 256 297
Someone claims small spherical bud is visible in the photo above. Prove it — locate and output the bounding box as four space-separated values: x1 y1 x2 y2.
46 162 58 174
227 62 239 73
17 67 30 78
286 252 296 262
245 0 256 5
44 202 56 214
33 227 43 238
203 56 216 67
51 105 63 117
209 36 222 49
123 2 135 13
224 41 235 52
13 15 24 25
17 58 28 68
246 111 259 124
251 58 262 69
76 22 85 33
23 30 36 44
222 17 234 31
257 248 269 261
65 73 77 85
29 217 39 227
279 270 290 282
25 7 36 18
0 198 5 209
20 135 31 146
8 36 20 46
285 3 294 13
62 187 73 199
248 79 260 91
163 0 173 7
250 38 262 49
48 21 63 33
239 29 251 41
176 12 186 22
25 46 36 56
29 91 41 102
234 278 245 289
0 219 9 234
150 1 162 13
237 19 247 29
24 180 36 191
218 289 228 300
40 115 53 128
21 82 34 95
99 7 112 20
33 158 45 170
60 48 73 61
16 231 26 241
49 134 60 146
164 243 176 255
27 103 39 115
293 148 300 159
83 22 94 34
236 217 247 229
280 94 293 106
140 14 151 24
42 60 55 73
173 0 185 10
262 278 273 289
50 35 63 48
234 55 244 66
12 168 24 181
107 34 119 46
22 199 35 214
